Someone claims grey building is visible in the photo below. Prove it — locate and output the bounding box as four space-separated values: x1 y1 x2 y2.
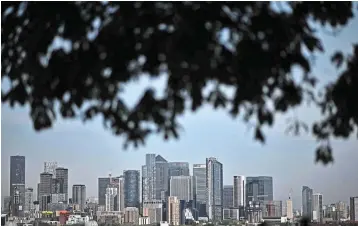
24 187 34 213
155 155 169 201
350 196 358 221
39 172 52 210
10 156 26 209
11 184 25 216
168 162 190 177
302 186 313 219
55 167 68 203
124 170 140 208
193 164 206 204
312 193 323 222
98 177 111 206
206 157 223 221
233 176 245 207
142 154 156 202
245 176 273 206
169 176 194 202
72 185 86 211
223 185 234 208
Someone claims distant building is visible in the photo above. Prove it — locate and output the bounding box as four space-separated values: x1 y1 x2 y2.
155 155 169 201
223 208 240 220
286 199 293 219
105 186 117 211
55 167 69 203
169 176 194 202
167 196 180 225
223 185 234 208
124 207 139 224
233 175 245 207
302 186 313 219
98 177 111 206
245 176 273 206
44 162 58 178
72 185 86 211
206 157 223 221
143 200 163 224
39 172 52 211
142 154 156 202
350 197 358 221
312 193 323 223
24 187 34 213
124 170 140 208
10 155 25 216
193 164 206 204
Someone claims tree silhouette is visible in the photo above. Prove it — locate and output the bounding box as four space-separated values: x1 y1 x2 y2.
2 2 357 164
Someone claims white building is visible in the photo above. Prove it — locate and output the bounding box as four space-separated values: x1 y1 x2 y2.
24 188 34 213
105 187 118 211
312 193 323 222
233 175 245 207
44 162 58 178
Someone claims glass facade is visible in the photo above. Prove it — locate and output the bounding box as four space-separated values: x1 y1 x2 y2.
124 170 140 208
302 186 313 219
10 156 26 197
245 176 273 206
206 157 223 221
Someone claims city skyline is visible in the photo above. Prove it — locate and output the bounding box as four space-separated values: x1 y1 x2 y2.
2 14 358 211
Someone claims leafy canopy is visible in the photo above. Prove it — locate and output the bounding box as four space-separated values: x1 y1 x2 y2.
2 2 357 164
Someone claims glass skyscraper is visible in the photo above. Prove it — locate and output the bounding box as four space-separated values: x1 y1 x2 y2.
302 186 313 219
245 176 273 206
206 157 223 221
124 170 140 208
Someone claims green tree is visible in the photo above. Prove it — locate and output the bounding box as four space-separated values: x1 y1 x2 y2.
2 2 357 164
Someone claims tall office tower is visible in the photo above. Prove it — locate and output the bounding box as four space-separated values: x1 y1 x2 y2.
44 162 58 178
155 155 169 201
312 193 323 222
142 154 156 202
302 186 313 219
245 176 273 206
223 185 234 208
168 162 190 177
286 199 293 220
206 157 223 221
112 176 125 211
124 170 140 208
350 197 358 221
55 167 68 203
72 185 86 211
24 187 34 213
39 172 52 211
167 196 180 226
193 164 206 204
105 186 118 211
336 201 347 220
98 177 111 206
143 200 163 224
169 176 194 202
10 155 26 212
233 175 245 207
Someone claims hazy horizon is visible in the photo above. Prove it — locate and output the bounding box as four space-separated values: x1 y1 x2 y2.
2 8 358 210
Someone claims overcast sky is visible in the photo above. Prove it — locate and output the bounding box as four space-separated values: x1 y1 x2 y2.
2 11 358 210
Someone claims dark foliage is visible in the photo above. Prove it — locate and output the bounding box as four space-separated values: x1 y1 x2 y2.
2 2 357 164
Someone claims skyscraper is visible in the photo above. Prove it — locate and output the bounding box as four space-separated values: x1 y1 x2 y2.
167 196 180 225
55 167 68 203
39 172 52 211
124 170 140 208
44 162 58 178
169 176 194 202
155 155 169 201
142 154 156 202
10 155 26 210
168 162 190 177
302 186 313 219
193 164 206 204
245 176 273 206
350 196 358 221
206 157 223 221
105 186 118 211
312 193 323 222
72 185 86 211
98 177 111 206
223 185 234 208
24 187 34 213
233 175 245 207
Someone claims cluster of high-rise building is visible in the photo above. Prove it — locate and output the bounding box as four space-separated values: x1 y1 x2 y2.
3 154 358 225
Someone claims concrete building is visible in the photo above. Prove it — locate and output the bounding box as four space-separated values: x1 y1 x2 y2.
206 157 223 221
350 196 358 221
142 154 157 202
105 186 118 211
169 176 194 202
143 200 163 224
233 175 245 207
72 185 86 211
124 207 139 224
124 170 140 208
302 186 313 219
167 196 180 225
55 167 68 203
223 185 234 208
312 193 323 223
286 199 293 220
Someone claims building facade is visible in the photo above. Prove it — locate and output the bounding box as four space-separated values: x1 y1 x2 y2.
193 164 206 204
167 196 180 225
233 175 245 207
223 185 234 208
10 155 26 216
124 170 140 208
350 196 358 221
55 167 68 203
206 157 223 221
24 187 34 213
155 155 169 201
245 176 273 206
142 154 156 202
312 193 323 222
302 186 313 219
169 176 194 202
72 184 86 211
